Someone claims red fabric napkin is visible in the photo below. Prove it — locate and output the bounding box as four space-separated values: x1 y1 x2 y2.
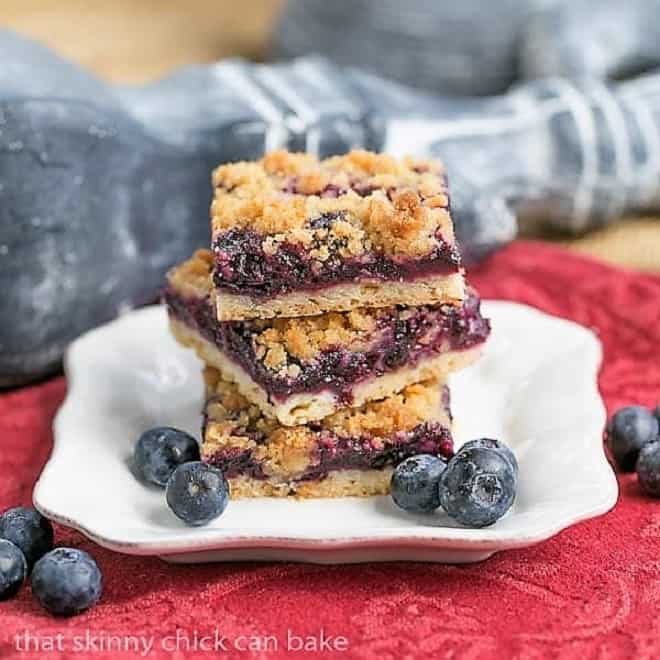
1 241 659 660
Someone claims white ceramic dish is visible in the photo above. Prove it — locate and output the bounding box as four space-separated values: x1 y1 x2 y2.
33 302 617 564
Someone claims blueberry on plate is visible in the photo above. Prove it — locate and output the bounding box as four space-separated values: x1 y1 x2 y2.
439 447 517 528
391 455 447 513
134 426 200 487
458 438 518 476
637 441 660 497
0 507 54 570
0 539 27 600
606 406 659 472
166 462 229 526
31 548 102 617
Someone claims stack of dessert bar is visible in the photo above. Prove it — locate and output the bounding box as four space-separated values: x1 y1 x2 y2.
164 150 490 498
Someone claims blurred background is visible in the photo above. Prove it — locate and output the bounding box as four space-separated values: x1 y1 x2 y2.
2 0 660 389
3 0 658 273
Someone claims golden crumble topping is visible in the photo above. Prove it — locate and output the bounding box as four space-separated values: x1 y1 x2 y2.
202 367 447 474
203 366 279 438
254 309 379 367
203 367 315 476
166 249 214 297
211 150 453 258
321 381 443 438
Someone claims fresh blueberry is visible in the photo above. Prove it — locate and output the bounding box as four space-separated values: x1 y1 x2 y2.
654 405 660 423
391 455 447 513
0 540 27 599
166 462 229 526
0 507 54 570
134 427 200 487
606 406 659 472
637 441 660 497
439 447 517 528
31 548 102 617
458 438 518 476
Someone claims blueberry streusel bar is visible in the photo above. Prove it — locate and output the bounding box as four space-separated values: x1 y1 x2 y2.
165 250 489 426
201 367 454 498
211 150 465 320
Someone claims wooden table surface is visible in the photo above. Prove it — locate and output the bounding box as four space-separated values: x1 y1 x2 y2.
2 0 658 273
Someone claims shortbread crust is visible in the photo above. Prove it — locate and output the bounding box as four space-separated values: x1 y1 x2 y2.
214 272 466 321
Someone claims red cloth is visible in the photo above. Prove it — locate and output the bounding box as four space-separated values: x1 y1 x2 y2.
1 241 659 660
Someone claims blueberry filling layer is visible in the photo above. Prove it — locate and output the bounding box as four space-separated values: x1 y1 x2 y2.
203 422 453 482
212 228 461 297
163 287 489 405
203 446 267 480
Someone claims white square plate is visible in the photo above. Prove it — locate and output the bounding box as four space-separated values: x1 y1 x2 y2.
33 302 617 564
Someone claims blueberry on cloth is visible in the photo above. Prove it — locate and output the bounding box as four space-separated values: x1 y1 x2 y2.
0 539 27 599
391 455 447 513
439 447 517 528
606 406 659 472
0 507 54 570
637 441 660 497
166 462 229 526
457 438 518 476
134 426 200 487
31 548 102 617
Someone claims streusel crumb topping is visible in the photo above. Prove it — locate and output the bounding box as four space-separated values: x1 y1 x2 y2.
203 367 315 474
255 309 379 368
322 381 444 438
166 249 214 297
203 366 280 439
211 150 453 258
